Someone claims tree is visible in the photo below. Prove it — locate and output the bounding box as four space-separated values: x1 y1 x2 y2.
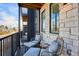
0 25 4 28
5 26 8 29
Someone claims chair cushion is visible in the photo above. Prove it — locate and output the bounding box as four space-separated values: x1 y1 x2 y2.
24 41 36 47
24 40 39 47
24 47 40 56
31 40 39 43
40 49 52 56
48 40 59 53
57 38 63 47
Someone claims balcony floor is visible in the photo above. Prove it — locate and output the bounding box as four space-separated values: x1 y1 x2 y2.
16 45 29 56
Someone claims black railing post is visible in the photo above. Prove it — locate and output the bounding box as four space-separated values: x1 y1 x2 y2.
18 5 21 56
15 32 20 56
11 35 14 56
0 39 2 56
1 40 2 56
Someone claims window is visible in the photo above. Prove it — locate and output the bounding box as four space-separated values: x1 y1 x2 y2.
50 3 59 34
41 10 45 32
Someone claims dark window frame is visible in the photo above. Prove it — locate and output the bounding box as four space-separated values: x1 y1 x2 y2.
49 3 59 34
41 10 45 33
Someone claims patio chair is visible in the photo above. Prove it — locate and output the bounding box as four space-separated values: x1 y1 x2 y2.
23 47 41 56
40 36 64 56
22 35 41 47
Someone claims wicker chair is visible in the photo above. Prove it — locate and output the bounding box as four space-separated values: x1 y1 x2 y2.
40 36 64 56
55 36 64 56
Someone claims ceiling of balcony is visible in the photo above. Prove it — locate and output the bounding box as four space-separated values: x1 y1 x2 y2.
19 3 44 10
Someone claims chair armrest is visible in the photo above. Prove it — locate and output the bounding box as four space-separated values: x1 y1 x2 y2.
44 43 50 47
40 43 50 49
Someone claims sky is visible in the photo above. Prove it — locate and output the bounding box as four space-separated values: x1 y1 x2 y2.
0 3 19 28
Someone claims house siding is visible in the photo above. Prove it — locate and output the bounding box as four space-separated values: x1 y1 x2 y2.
59 3 79 56
40 3 79 56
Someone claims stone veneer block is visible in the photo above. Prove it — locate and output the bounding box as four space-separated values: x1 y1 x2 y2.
66 43 73 49
70 35 79 40
60 22 65 28
71 27 78 36
64 38 73 45
60 4 72 13
59 31 64 37
72 16 78 27
64 28 70 32
67 8 78 18
73 8 78 16
60 27 65 31
71 46 79 54
65 21 71 27
71 52 78 56
60 12 67 20
73 40 79 47
60 19 66 23
72 3 78 8
65 18 71 22
68 17 78 27
67 9 73 18
64 32 70 38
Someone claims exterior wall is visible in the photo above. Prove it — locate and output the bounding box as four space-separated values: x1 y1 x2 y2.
59 3 79 56
40 4 58 44
40 3 79 56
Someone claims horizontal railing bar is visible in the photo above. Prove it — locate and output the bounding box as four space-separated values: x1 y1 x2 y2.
0 32 19 40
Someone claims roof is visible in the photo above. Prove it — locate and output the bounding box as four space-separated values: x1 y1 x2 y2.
19 3 44 10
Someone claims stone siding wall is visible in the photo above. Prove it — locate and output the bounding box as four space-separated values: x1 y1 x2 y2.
59 3 79 56
40 4 58 44
40 3 79 55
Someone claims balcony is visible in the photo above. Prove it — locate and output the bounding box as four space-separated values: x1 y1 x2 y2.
0 3 79 56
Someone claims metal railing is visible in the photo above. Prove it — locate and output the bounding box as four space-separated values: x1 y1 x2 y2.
0 32 22 56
